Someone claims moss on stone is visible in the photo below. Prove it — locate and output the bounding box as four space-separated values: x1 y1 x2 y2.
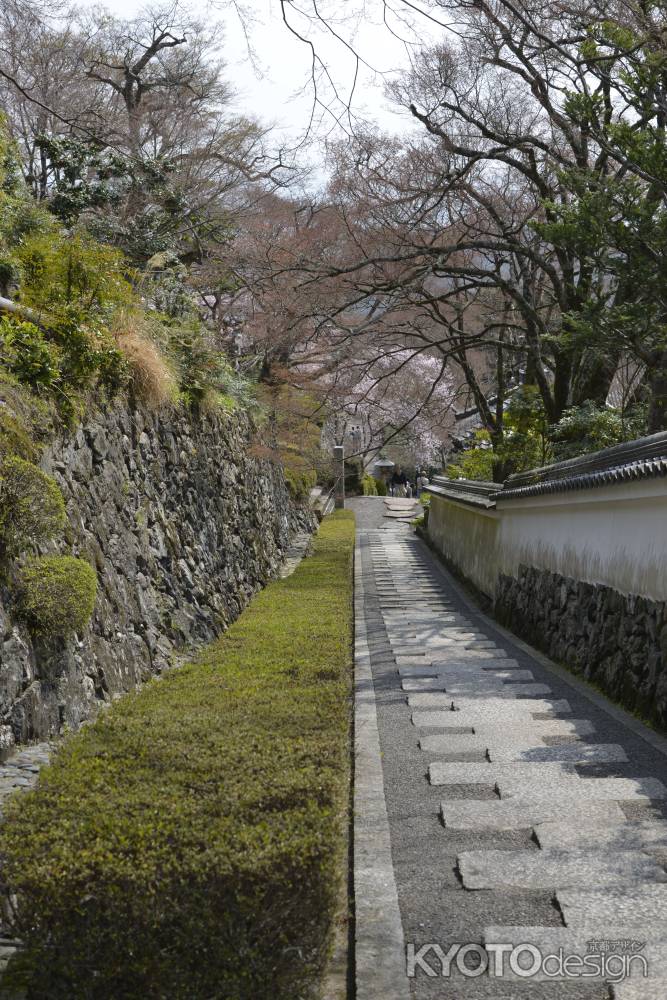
0 410 36 461
17 555 97 636
284 465 317 503
0 456 66 555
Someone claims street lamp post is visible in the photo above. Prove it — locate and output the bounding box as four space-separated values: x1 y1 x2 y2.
334 445 345 509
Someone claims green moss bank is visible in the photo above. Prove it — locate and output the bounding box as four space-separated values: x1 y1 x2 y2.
0 511 355 1000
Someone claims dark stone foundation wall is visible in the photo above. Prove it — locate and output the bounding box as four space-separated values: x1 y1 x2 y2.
0 400 315 745
495 565 667 729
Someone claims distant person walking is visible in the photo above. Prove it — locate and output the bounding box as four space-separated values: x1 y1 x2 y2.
416 471 429 498
391 466 408 498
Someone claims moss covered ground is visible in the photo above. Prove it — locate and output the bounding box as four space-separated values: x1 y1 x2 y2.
0 510 355 1000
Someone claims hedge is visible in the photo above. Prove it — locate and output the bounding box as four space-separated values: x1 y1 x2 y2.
0 455 66 555
0 511 355 1000
17 555 97 637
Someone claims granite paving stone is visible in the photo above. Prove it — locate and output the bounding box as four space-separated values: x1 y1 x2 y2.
535 819 667 851
429 761 579 785
612 981 667 998
352 503 667 999
441 798 626 831
458 849 667 890
497 776 667 801
487 743 628 764
557 886 667 928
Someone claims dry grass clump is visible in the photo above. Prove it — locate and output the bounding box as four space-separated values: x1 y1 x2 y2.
111 311 178 406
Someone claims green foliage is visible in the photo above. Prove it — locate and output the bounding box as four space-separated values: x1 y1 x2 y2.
157 318 254 408
36 133 190 265
535 24 667 429
143 254 197 318
0 117 48 297
17 229 135 319
0 457 66 555
0 116 24 199
284 465 317 503
361 473 378 495
0 113 251 421
0 318 60 391
549 402 648 461
344 457 363 495
374 476 388 496
446 434 495 481
0 410 36 462
50 318 129 401
0 513 355 999
448 388 552 481
498 386 551 474
0 314 128 416
16 555 97 637
35 135 143 227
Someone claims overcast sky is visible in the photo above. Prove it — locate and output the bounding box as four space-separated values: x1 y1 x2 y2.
75 0 446 172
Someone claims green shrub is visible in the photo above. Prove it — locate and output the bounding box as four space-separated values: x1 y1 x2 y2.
17 229 135 317
344 456 363 495
0 314 129 412
17 555 97 636
157 317 254 408
374 476 388 496
0 410 36 461
0 318 60 392
0 456 66 555
361 473 378 495
284 464 317 503
446 442 495 482
0 513 355 999
549 401 648 461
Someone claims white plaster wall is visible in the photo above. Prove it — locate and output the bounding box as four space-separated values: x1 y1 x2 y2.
428 478 667 602
428 495 499 599
496 478 667 601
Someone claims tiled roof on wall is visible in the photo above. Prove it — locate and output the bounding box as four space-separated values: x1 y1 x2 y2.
500 431 667 500
431 431 667 505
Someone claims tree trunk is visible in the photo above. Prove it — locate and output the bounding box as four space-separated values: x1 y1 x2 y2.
648 352 667 433
572 349 621 408
552 350 573 421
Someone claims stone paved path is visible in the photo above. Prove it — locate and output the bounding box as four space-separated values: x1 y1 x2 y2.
351 498 667 1000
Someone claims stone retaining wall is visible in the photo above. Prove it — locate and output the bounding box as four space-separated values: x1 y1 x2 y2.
0 399 314 744
495 565 667 728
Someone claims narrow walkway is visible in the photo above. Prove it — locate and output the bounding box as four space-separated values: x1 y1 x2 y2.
351 498 667 1000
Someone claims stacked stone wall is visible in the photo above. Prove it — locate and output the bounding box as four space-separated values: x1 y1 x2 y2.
0 400 314 743
496 565 667 727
